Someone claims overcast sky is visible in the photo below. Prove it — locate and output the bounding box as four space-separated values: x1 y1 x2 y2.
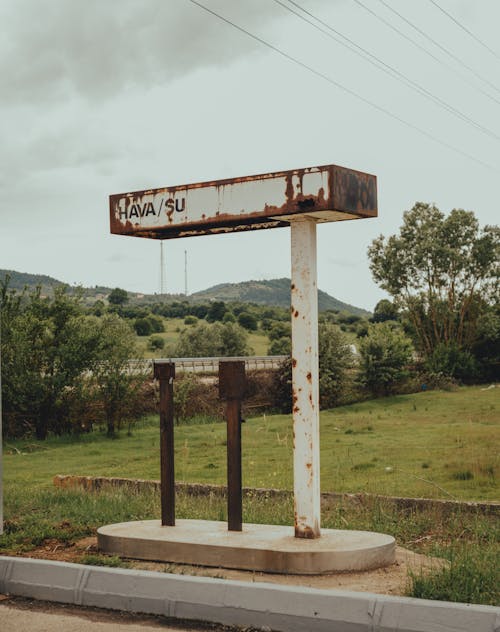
1 0 498 310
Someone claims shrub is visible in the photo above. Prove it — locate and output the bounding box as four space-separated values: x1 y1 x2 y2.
358 322 414 396
425 342 478 381
237 311 258 331
148 335 165 351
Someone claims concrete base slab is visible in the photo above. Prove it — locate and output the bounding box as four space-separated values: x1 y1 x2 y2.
98 519 395 574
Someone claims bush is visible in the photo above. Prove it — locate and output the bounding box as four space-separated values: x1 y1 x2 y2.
148 335 165 351
183 315 198 325
271 323 353 412
134 317 153 336
237 311 258 331
425 342 478 382
174 322 251 357
318 323 354 408
358 322 414 396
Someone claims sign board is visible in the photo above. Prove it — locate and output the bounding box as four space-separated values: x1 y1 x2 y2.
110 164 377 239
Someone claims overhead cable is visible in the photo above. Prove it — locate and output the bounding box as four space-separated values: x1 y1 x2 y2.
377 0 500 96
275 0 500 142
428 0 500 61
187 0 498 172
351 0 500 107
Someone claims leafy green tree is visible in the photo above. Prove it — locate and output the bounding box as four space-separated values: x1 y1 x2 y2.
268 336 291 355
368 204 499 364
358 322 414 396
1 283 102 438
206 301 227 322
174 322 250 357
237 311 258 331
318 323 354 408
271 323 353 411
108 287 128 305
471 305 500 380
372 299 399 323
91 314 145 437
134 317 153 336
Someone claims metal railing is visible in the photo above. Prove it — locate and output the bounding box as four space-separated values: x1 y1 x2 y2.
128 356 287 374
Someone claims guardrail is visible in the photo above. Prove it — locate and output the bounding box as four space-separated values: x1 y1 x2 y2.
127 356 288 374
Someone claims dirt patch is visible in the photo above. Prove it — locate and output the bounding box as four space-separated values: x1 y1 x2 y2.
9 537 444 597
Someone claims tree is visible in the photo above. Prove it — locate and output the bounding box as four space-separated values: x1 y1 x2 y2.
206 301 227 322
372 299 399 323
271 323 353 411
134 317 153 336
318 323 354 408
358 323 414 396
174 322 250 357
91 314 145 437
237 311 258 331
1 283 102 438
108 287 128 305
368 204 499 364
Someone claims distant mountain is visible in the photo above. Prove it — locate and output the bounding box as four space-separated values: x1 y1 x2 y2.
0 270 370 316
191 278 371 316
0 269 117 303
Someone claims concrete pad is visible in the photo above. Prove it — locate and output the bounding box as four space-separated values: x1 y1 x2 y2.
97 519 395 574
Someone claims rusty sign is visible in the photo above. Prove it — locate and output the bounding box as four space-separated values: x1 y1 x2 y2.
109 164 377 239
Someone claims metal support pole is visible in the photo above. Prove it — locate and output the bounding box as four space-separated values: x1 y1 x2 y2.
0 302 3 535
153 361 176 527
290 217 321 539
219 360 245 532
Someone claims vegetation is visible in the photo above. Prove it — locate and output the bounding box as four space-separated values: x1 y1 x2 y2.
0 277 147 439
358 322 414 396
3 387 497 501
174 321 252 357
368 204 499 379
1 387 498 605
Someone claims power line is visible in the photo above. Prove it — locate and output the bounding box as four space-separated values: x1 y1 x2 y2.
377 0 500 96
351 0 500 107
428 0 500 61
274 0 500 142
187 0 498 172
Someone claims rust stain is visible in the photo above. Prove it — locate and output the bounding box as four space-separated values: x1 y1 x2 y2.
292 358 297 368
294 525 317 539
109 164 377 239
294 310 299 318
306 372 312 383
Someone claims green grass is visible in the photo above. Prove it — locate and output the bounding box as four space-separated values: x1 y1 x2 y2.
0 485 498 605
4 386 498 501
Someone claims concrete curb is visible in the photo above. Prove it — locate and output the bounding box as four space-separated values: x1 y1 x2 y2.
1 556 499 631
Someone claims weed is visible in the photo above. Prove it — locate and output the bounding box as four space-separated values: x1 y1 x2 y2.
453 471 474 481
81 554 131 568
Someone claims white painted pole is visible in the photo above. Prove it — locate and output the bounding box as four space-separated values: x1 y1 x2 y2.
290 217 321 539
0 301 3 535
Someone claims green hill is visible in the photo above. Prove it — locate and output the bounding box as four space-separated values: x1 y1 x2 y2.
191 278 370 316
0 270 370 316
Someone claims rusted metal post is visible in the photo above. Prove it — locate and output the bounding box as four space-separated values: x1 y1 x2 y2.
290 217 321 539
153 361 176 527
219 360 246 532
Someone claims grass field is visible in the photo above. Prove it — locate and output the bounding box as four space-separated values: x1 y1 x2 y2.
134 317 270 358
4 386 498 501
1 385 499 605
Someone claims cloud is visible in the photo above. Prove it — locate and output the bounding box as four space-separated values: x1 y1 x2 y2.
1 0 286 103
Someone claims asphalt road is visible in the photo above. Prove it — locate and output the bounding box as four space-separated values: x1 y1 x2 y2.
0 596 255 632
